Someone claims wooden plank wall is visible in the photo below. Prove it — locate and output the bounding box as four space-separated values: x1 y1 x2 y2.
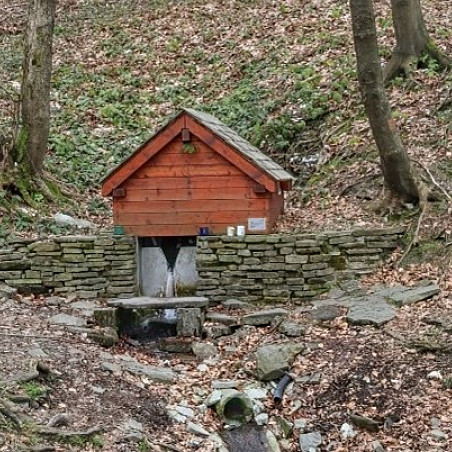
114 136 280 236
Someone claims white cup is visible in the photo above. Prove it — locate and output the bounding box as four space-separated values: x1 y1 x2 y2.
236 225 245 236
227 226 235 236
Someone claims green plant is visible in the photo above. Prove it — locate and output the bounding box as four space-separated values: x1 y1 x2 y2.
444 376 452 389
138 439 151 452
90 435 104 449
21 382 47 400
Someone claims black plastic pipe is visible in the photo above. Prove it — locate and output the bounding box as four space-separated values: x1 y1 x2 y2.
274 373 293 404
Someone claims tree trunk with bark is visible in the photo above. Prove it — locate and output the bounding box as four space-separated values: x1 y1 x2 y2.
384 0 450 82
349 0 421 205
0 0 57 205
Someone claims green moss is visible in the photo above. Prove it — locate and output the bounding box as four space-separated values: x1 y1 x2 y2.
330 254 347 270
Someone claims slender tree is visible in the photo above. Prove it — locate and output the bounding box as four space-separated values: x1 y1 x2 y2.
349 0 422 206
0 0 56 204
384 0 450 82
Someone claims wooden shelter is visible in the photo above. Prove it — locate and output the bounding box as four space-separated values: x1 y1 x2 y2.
102 108 294 237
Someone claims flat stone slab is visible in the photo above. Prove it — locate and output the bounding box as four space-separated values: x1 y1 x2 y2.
107 296 209 309
242 308 288 326
115 355 176 383
346 298 396 327
384 284 440 307
49 314 86 327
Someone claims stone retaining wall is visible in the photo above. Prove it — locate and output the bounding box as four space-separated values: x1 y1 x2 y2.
0 227 404 302
195 227 405 304
0 235 136 298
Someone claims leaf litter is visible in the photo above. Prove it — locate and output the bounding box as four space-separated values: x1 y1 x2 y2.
0 0 451 450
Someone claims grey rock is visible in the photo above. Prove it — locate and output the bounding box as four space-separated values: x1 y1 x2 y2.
266 429 281 452
206 324 232 339
176 307 204 336
88 328 119 347
52 213 94 229
187 422 210 436
27 347 48 359
277 321 306 337
175 405 194 418
48 314 86 327
386 284 440 307
158 337 193 353
101 361 122 373
205 312 238 325
167 409 187 424
294 418 308 431
349 413 380 432
297 373 322 384
121 419 143 433
46 296 65 306
121 418 144 442
192 342 218 360
430 417 441 429
372 441 386 452
255 343 304 381
244 387 268 400
120 359 176 383
430 429 447 441
242 308 288 326
255 413 268 425
222 298 251 309
299 432 322 452
211 380 240 390
276 416 293 438
340 422 356 439
108 296 209 309
70 300 98 313
205 390 223 407
93 308 118 328
309 305 342 321
347 299 396 327
91 386 106 395
0 284 17 298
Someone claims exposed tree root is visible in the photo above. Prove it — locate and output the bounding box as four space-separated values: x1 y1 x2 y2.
384 46 451 84
396 185 429 266
0 165 76 211
413 159 452 202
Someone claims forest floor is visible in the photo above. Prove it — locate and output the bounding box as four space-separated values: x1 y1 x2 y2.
0 275 451 452
0 0 451 451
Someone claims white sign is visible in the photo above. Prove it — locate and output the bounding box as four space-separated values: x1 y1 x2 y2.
248 217 267 231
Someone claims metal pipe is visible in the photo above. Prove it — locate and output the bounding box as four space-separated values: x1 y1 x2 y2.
274 373 293 404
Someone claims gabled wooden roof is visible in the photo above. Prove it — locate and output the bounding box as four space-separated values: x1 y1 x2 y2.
102 108 294 197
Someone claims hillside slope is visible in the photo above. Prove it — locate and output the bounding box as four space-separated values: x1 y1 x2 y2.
0 0 450 243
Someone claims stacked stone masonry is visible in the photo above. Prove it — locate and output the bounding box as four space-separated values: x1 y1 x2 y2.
0 234 136 298
0 227 404 302
195 227 405 304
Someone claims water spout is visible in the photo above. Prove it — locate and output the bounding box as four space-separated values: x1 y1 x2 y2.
164 268 177 320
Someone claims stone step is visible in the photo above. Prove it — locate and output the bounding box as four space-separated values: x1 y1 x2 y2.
107 296 209 309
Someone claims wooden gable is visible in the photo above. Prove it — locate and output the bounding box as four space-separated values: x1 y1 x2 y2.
102 109 294 236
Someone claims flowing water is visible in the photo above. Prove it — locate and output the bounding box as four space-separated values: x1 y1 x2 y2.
163 268 177 320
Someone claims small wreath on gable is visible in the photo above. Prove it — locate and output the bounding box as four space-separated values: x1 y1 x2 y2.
182 142 197 154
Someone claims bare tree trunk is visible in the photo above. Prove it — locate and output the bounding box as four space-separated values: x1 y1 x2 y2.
13 0 56 175
384 0 450 82
349 0 420 205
